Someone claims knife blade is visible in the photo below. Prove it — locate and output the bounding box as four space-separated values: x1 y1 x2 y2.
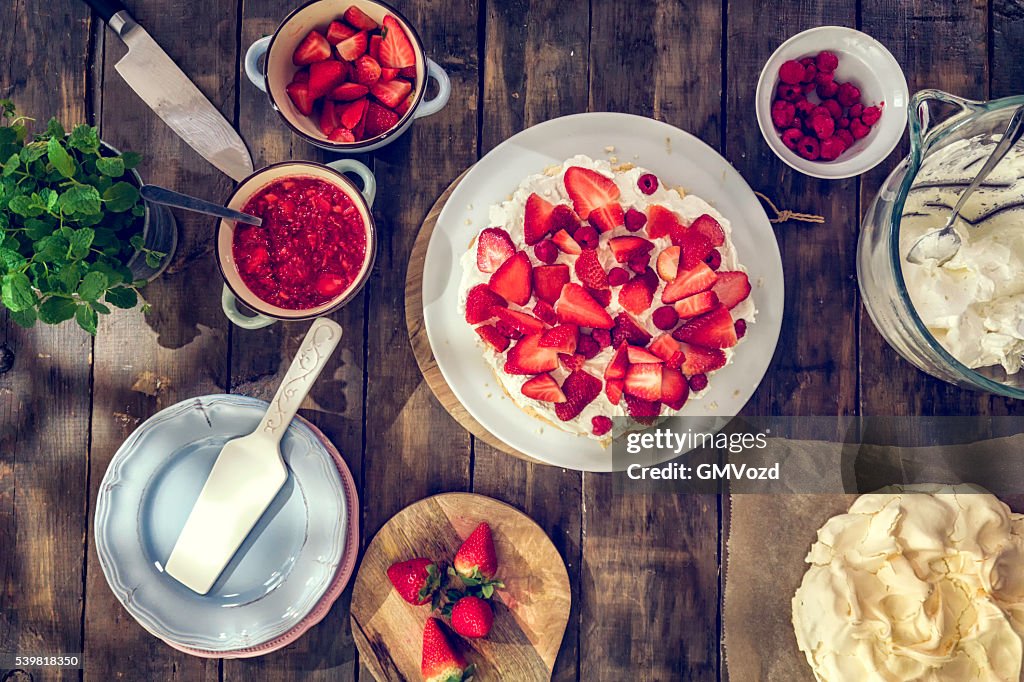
83 0 253 182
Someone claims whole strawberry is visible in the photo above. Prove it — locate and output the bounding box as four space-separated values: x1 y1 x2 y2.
422 617 474 682
387 558 441 606
450 595 494 639
452 522 504 597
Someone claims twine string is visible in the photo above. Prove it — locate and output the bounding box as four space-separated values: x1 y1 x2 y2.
754 191 825 224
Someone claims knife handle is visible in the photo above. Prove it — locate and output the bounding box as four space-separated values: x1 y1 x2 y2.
81 0 129 26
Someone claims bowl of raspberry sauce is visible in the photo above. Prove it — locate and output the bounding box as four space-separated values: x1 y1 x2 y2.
216 159 376 329
755 26 909 180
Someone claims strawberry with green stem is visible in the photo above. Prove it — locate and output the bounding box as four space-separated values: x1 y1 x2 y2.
450 522 504 598
422 618 474 682
386 557 442 608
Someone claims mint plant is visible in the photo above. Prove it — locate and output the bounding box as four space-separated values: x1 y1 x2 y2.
0 101 163 334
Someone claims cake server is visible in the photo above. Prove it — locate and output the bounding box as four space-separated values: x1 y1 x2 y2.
165 317 343 594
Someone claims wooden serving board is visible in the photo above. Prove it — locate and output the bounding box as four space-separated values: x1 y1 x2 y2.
350 493 571 681
404 171 542 464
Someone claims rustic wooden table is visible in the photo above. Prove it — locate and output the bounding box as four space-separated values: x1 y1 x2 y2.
1 0 1021 680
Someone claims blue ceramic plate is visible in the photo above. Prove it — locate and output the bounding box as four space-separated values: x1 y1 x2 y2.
94 394 348 652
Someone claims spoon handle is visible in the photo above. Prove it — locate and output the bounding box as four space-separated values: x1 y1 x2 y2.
255 317 344 444
140 184 263 226
951 106 1024 220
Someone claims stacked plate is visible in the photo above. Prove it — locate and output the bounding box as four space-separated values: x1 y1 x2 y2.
94 394 359 657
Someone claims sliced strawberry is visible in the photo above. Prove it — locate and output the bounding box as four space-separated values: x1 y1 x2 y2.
339 98 369 131
475 324 509 352
691 214 726 247
657 246 680 282
636 266 659 294
505 333 559 375
555 284 614 329
371 78 412 108
662 263 718 303
380 15 417 68
711 271 751 309
380 67 400 82
395 92 416 117
533 264 570 304
625 363 663 400
400 65 418 78
336 31 369 61
646 205 686 242
291 69 310 84
328 127 356 143
574 249 608 290
649 334 684 369
489 251 532 306
539 324 578 353
353 54 382 86
554 370 602 421
363 102 400 137
611 312 652 347
559 353 585 372
551 229 582 255
660 367 689 410
606 378 624 405
308 60 348 100
326 21 358 45
319 100 338 136
495 320 522 340
293 30 332 65
494 308 545 335
533 300 558 325
522 373 566 403
369 34 382 60
589 203 625 233
476 227 514 273
608 236 654 263
624 394 661 425
676 228 715 270
525 193 556 245
605 343 629 380
285 82 315 115
675 306 738 349
674 291 719 319
618 278 653 315
344 5 379 30
627 346 663 364
679 343 726 376
465 284 507 323
588 287 611 308
564 166 620 220
331 82 369 101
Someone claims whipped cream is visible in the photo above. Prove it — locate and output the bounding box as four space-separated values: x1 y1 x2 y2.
457 155 756 439
900 136 1024 374
792 485 1024 682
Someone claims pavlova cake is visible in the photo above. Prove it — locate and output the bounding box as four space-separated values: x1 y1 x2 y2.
458 155 755 440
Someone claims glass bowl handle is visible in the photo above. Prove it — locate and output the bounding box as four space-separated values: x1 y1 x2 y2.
909 89 987 154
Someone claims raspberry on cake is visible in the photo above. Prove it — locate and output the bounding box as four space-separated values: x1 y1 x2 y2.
458 155 756 441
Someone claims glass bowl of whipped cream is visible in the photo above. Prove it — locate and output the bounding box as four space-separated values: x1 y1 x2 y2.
859 89 1024 396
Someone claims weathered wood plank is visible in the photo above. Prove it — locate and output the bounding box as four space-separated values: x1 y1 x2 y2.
473 1 590 679
82 0 237 678
0 2 94 679
992 0 1024 99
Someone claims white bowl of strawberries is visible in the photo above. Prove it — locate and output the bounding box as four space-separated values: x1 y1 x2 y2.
244 0 450 151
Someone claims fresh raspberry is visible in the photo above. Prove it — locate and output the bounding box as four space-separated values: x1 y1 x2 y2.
573 225 599 250
771 99 796 128
802 82 816 95
861 105 881 126
549 204 580 233
688 374 709 392
814 70 834 87
815 51 839 73
816 78 839 99
577 334 600 359
495 320 523 340
776 83 803 102
533 300 558 325
796 136 820 160
637 267 659 293
652 306 679 330
592 328 612 348
705 250 722 270
781 127 803 150
819 136 846 161
799 56 815 67
591 416 613 436
835 128 855 148
836 117 850 129
624 208 647 232
607 267 630 287
848 103 864 118
837 82 861 107
810 105 831 120
801 63 817 83
795 99 816 117
850 118 871 140
637 173 659 195
811 114 835 140
735 319 747 339
778 60 805 85
822 99 842 119
628 252 650 274
534 239 558 264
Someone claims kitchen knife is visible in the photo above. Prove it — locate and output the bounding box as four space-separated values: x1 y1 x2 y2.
82 0 254 182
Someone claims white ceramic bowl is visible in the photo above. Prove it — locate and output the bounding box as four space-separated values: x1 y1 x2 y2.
755 26 909 179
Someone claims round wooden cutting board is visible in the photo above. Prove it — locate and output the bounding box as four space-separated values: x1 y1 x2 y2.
350 493 571 681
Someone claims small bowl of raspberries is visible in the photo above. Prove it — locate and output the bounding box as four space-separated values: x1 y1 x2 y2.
755 26 909 179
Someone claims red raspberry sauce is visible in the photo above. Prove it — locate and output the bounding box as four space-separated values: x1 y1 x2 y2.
233 177 367 310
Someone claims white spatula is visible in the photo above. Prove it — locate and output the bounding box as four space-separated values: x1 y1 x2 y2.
165 317 343 594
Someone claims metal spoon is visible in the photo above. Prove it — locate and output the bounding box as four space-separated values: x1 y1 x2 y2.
140 184 263 226
906 105 1024 266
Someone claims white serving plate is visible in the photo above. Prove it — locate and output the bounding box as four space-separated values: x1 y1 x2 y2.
422 113 784 472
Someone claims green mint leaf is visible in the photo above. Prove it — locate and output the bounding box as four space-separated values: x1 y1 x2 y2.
9 306 36 328
131 204 146 217
0 247 25 271
33 235 68 263
0 100 15 117
55 261 83 294
68 227 94 258
24 217 55 240
46 136 76 179
76 270 108 301
1 272 35 312
67 125 100 154
21 141 47 163
144 251 164 269
90 300 110 315
129 234 145 250
40 187 58 211
59 184 102 216
95 156 124 178
74 303 97 335
2 152 19 177
45 118 66 140
120 151 142 170
37 296 77 324
104 286 137 309
8 194 44 218
103 181 139 213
